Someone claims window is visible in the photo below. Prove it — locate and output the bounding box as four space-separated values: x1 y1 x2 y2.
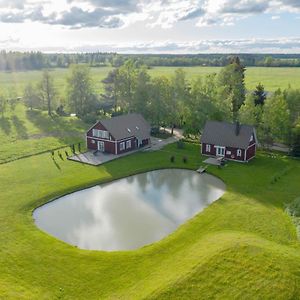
250 134 254 142
126 140 131 149
226 150 231 155
92 129 109 139
237 149 242 157
120 142 125 151
206 144 211 152
91 140 95 144
216 146 225 156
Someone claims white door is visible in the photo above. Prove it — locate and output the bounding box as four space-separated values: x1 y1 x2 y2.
97 141 105 152
216 146 225 156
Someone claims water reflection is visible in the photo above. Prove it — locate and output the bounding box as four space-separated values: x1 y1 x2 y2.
33 169 225 251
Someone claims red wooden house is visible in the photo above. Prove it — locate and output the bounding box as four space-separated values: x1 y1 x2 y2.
86 113 151 155
200 121 257 162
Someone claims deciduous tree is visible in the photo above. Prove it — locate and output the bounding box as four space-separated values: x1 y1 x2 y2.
67 64 96 117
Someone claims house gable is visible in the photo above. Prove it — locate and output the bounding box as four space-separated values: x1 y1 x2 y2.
86 114 151 155
87 121 116 141
201 121 257 162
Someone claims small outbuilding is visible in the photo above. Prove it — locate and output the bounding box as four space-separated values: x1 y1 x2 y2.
86 113 151 155
200 120 257 162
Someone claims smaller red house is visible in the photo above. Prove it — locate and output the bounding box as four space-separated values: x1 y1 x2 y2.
86 113 151 155
200 121 257 162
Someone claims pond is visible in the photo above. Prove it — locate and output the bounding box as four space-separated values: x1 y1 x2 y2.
33 169 225 251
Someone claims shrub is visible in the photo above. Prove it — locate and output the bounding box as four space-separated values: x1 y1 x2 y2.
71 144 76 154
170 156 175 163
58 151 64 161
183 156 187 163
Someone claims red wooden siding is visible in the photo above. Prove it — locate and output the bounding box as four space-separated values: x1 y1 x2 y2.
116 137 137 154
87 137 116 154
202 143 216 156
86 122 115 141
224 146 245 161
86 121 150 155
87 137 98 151
202 143 255 162
246 144 256 160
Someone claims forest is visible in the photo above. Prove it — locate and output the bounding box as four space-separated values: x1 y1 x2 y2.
1 51 300 71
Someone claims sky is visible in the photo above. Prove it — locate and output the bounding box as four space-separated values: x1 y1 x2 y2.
0 0 300 53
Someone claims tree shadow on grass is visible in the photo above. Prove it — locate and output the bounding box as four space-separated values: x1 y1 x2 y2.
0 116 12 135
11 115 28 139
26 110 86 143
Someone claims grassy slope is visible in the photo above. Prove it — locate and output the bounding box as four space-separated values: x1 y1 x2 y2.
1 67 300 97
1 143 300 299
0 104 88 163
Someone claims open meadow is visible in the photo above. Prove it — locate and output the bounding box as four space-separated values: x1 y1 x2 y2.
1 65 300 299
1 66 300 97
1 142 300 299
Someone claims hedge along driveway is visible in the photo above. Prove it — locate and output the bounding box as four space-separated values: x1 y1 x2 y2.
1 143 300 299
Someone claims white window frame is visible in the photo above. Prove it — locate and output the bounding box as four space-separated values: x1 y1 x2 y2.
126 140 131 149
226 150 231 155
120 142 125 151
97 141 105 152
237 149 242 157
92 129 109 139
216 146 225 157
206 144 211 152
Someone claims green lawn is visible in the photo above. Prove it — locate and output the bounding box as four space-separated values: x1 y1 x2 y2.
0 103 88 163
149 66 300 91
1 66 300 97
1 143 300 299
0 67 111 96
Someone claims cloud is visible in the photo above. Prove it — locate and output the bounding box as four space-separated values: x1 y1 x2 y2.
0 0 26 9
0 36 20 45
271 15 280 20
179 8 205 21
5 37 300 54
0 0 299 29
50 7 124 28
76 0 138 12
0 5 56 24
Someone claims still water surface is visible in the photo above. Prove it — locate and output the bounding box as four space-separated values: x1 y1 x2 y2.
33 169 225 251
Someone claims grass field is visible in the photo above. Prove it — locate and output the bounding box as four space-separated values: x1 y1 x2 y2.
1 143 300 299
1 64 300 298
1 66 300 97
0 103 87 163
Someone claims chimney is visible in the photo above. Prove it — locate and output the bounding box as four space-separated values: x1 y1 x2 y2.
235 121 240 136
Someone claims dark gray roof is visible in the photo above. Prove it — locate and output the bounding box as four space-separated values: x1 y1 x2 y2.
100 113 150 140
200 121 255 149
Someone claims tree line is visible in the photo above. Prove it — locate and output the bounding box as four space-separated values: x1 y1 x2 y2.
1 57 299 156
100 58 300 155
2 51 300 71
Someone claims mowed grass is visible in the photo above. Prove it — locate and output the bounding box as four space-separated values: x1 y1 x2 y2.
1 143 300 299
149 66 300 91
0 67 111 96
1 66 300 96
0 103 88 163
